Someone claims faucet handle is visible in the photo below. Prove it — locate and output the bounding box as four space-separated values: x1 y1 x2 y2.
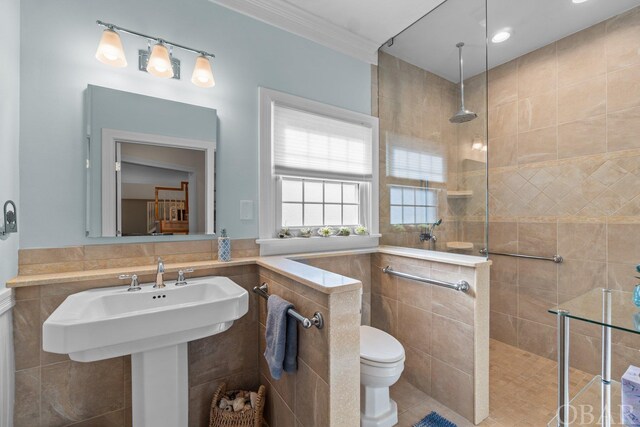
175 268 194 286
118 274 142 292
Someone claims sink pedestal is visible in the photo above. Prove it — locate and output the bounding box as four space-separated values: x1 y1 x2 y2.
131 343 188 427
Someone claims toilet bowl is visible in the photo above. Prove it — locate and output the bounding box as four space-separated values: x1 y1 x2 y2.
360 325 405 427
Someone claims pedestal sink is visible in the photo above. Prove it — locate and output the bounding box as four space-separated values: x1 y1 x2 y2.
43 276 249 427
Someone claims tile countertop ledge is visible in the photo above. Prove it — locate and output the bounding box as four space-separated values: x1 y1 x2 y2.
6 258 259 289
376 245 491 268
6 245 490 291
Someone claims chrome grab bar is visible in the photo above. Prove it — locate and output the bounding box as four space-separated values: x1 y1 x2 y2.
253 283 324 329
479 248 563 264
382 266 470 293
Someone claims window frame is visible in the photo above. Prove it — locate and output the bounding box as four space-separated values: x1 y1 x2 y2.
389 185 439 226
258 88 379 255
277 176 364 229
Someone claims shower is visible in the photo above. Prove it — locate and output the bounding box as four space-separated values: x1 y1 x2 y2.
449 42 478 124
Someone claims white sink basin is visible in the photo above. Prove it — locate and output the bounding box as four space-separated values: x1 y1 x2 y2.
43 275 249 427
44 275 248 362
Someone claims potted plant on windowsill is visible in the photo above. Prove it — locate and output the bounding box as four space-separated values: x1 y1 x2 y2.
299 228 313 238
317 226 334 237
337 227 351 236
354 225 368 236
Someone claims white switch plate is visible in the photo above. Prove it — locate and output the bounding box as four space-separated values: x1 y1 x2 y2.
240 200 253 220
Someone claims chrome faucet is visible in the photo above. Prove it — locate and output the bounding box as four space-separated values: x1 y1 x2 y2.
420 218 442 247
175 268 194 286
154 258 166 288
118 274 142 292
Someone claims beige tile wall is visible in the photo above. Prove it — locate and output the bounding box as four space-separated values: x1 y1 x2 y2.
297 253 372 325
12 262 259 427
487 6 640 376
370 253 489 424
17 238 260 276
257 267 361 427
376 52 487 254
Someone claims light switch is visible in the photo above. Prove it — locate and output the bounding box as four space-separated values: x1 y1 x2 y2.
240 200 253 220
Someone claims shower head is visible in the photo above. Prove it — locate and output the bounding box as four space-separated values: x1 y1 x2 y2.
450 42 477 124
450 108 478 124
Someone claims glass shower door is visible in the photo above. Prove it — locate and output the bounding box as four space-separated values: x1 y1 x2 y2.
376 0 488 255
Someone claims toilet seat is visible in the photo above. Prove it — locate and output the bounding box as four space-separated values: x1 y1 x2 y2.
360 325 405 365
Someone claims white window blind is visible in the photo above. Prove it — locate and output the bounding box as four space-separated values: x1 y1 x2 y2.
388 146 444 183
273 104 373 181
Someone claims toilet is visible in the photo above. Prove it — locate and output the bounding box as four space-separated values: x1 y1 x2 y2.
360 325 405 427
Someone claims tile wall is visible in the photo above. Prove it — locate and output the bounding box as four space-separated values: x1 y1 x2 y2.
257 267 361 427
12 263 259 427
13 239 261 426
488 6 640 375
297 253 372 325
370 253 490 424
376 52 487 254
17 239 259 276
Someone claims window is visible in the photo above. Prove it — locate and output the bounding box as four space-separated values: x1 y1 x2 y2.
273 102 371 230
390 185 438 225
259 88 379 254
280 177 360 227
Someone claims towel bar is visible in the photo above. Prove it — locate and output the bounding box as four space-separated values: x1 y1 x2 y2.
479 248 563 263
253 283 324 329
382 266 470 292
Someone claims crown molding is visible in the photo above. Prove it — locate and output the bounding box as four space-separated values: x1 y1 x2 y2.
210 0 380 64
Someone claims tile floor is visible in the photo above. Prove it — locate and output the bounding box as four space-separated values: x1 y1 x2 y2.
392 339 595 427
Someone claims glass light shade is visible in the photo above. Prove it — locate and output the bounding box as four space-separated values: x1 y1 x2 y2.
191 55 215 88
95 29 127 67
147 43 174 78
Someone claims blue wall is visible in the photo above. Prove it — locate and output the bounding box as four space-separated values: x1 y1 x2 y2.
20 0 372 248
0 0 20 290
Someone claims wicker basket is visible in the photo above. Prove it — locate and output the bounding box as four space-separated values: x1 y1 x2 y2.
209 383 266 427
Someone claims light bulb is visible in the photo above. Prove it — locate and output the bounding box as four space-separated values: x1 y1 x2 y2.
191 55 215 88
147 43 174 78
95 29 127 67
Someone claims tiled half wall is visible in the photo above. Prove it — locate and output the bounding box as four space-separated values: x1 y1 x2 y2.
370 252 489 425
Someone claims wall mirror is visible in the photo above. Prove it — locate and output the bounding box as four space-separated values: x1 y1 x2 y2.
85 85 217 237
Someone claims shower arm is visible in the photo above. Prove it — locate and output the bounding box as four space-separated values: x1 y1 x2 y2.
457 42 466 110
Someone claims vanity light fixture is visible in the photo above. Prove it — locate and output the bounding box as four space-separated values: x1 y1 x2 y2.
95 20 216 88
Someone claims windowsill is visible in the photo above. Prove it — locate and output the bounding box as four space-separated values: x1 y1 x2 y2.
256 234 381 256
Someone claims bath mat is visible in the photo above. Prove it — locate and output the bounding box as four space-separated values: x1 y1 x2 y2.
413 411 458 427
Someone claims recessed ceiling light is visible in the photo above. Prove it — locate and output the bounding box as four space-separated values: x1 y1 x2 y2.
491 31 511 44
572 0 589 3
